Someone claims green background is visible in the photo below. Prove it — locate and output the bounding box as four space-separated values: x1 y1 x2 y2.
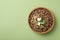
0 0 60 40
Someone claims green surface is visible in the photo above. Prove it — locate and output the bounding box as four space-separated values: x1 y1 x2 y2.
0 0 60 40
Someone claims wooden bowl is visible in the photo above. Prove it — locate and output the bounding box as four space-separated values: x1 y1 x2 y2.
28 7 55 34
